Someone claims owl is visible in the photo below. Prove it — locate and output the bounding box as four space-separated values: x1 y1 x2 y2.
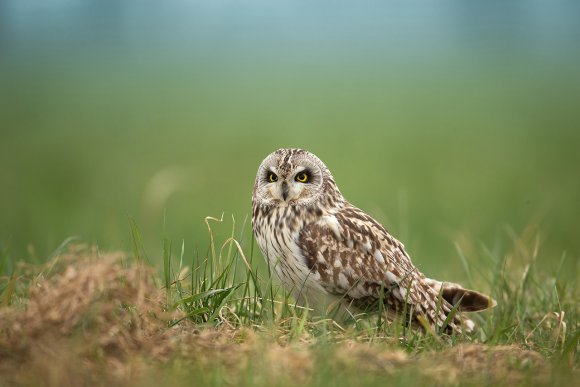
251 148 495 334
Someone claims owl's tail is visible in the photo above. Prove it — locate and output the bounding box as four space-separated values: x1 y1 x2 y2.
423 278 496 333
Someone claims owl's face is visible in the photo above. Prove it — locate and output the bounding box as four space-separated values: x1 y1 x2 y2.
253 149 336 207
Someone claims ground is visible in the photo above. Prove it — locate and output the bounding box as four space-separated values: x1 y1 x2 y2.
0 244 576 387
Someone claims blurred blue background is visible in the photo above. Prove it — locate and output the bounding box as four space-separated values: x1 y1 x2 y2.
1 1 579 280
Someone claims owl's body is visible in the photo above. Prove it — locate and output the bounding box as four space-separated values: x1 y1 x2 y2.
252 148 494 333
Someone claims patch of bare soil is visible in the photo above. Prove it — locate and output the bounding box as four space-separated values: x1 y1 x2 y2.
0 247 554 386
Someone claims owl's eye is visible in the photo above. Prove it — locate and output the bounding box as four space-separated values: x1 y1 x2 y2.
267 172 278 183
295 172 309 183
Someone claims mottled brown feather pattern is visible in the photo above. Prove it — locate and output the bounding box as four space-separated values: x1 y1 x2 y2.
298 203 460 332
252 148 494 334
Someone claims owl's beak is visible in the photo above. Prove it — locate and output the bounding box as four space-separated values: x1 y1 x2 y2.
281 181 289 201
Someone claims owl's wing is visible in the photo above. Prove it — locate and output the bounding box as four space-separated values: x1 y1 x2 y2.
297 203 453 328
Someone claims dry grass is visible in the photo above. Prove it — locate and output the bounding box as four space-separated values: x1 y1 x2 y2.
0 246 234 384
0 246 569 386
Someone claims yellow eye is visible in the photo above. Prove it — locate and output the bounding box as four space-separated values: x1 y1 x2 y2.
295 172 309 183
268 172 278 182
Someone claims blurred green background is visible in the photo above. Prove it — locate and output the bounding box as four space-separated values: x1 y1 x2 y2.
1 1 579 281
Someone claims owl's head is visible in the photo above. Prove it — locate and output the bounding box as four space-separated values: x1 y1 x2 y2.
253 148 342 208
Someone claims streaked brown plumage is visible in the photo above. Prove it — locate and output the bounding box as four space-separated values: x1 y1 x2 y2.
251 148 495 333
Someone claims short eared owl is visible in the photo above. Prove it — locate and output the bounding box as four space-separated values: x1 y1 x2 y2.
251 148 495 333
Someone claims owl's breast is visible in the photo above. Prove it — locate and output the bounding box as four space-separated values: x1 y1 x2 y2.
252 204 327 302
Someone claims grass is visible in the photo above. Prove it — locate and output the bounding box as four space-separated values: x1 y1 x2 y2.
0 216 576 386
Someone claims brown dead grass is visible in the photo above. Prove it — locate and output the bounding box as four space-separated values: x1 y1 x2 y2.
0 246 555 386
0 246 248 385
